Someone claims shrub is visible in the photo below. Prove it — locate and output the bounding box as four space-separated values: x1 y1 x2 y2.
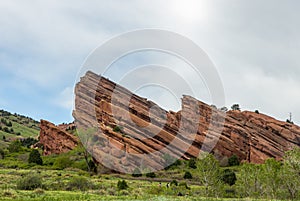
8 140 22 153
145 172 156 178
113 126 122 133
221 169 237 186
132 167 142 177
170 179 178 186
188 158 197 169
21 137 38 148
3 127 10 133
183 171 193 179
231 104 240 111
255 110 259 114
0 148 5 159
228 155 240 166
67 176 91 191
117 180 128 190
28 149 43 165
6 121 12 127
16 174 43 190
54 156 73 170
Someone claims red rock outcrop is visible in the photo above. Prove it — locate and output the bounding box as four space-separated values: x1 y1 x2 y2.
71 71 300 169
39 120 78 155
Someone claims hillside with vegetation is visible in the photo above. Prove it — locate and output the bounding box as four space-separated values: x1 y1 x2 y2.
0 110 39 149
0 109 299 200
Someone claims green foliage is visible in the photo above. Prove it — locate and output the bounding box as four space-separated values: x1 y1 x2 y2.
53 156 73 170
236 163 264 198
113 125 123 133
228 155 240 166
188 158 197 169
21 137 38 148
221 169 237 186
255 110 259 114
28 149 43 165
67 176 91 191
132 167 142 177
16 173 43 190
117 180 128 190
231 104 240 111
183 171 192 179
196 153 223 197
0 148 4 159
170 179 178 186
145 172 156 178
8 140 22 153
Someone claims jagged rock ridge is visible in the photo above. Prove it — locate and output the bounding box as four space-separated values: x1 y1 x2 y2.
39 120 78 155
39 71 300 168
71 71 300 166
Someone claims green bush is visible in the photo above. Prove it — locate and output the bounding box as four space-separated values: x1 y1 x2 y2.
0 148 5 159
132 167 142 177
8 140 22 153
113 126 123 133
117 180 128 190
183 171 192 179
28 149 43 165
170 179 178 186
188 158 197 169
67 176 91 191
53 156 73 170
16 174 43 190
145 172 156 178
228 155 240 166
21 137 38 148
221 169 237 186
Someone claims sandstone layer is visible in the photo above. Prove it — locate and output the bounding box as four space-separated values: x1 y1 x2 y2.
39 120 78 155
70 71 300 171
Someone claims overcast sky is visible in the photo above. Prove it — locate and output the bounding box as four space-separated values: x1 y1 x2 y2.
0 0 299 125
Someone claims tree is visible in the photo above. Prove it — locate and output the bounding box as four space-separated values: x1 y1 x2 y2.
28 149 43 165
228 155 240 166
281 147 300 200
261 158 281 199
221 169 237 186
196 153 222 197
231 104 240 111
235 163 264 198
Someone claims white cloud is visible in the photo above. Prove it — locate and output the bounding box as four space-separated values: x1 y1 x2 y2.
0 0 299 124
53 87 74 110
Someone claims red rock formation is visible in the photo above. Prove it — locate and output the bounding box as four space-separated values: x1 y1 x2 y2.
72 71 300 170
39 120 78 155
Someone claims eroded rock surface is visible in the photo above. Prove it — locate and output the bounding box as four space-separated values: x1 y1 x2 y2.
71 71 300 168
39 120 78 155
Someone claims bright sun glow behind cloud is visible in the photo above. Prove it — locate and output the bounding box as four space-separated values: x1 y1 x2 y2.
172 0 209 23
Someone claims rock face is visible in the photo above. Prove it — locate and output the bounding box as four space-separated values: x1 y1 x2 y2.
71 71 300 169
39 120 78 155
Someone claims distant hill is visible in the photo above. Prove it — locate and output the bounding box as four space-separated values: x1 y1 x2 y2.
0 109 39 148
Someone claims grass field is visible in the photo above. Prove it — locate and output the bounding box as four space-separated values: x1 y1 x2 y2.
0 168 273 201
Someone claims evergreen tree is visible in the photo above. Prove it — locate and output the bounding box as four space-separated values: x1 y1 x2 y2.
28 149 43 165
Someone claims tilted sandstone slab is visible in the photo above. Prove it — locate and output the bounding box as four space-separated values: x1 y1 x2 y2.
39 120 78 155
70 71 300 170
